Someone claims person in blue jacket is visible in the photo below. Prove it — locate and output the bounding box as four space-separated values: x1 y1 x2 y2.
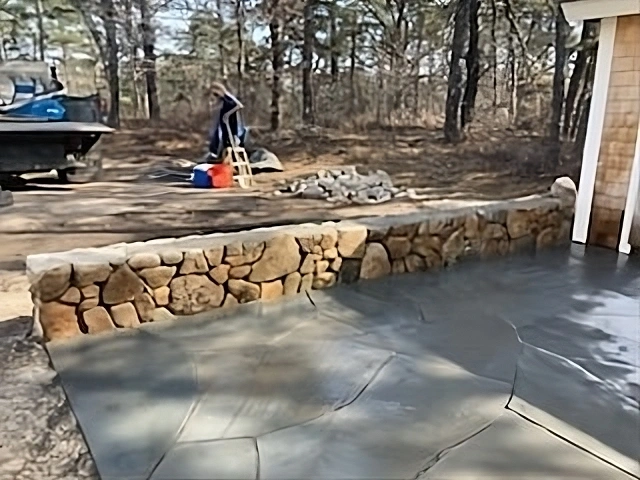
206 83 248 162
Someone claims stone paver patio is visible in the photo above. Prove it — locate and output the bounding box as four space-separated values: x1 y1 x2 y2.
48 246 640 480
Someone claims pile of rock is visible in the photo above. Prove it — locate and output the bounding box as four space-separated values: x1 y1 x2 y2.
275 167 404 204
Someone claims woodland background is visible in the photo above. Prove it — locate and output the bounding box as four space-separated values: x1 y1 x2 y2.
0 0 596 154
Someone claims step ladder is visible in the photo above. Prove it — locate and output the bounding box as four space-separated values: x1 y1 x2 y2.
221 104 253 189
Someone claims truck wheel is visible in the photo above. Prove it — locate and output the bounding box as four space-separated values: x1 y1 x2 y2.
58 153 103 184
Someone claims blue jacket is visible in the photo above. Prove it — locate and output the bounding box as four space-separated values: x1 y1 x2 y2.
208 92 246 157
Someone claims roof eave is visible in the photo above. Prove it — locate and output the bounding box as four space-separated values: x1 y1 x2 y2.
562 0 640 21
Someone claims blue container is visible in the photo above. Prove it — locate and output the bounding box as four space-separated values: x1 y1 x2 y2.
10 98 66 120
191 163 213 188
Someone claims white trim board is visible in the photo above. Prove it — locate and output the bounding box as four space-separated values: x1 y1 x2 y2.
562 0 640 21
572 16 617 245
619 119 640 254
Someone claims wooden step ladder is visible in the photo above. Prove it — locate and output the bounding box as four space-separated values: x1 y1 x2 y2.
221 104 253 189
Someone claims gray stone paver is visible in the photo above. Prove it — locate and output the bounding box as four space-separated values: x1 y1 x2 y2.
48 246 640 480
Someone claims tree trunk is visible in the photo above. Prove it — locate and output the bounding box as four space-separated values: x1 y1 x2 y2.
563 21 598 139
549 3 570 142
34 0 45 61
349 18 357 109
235 0 246 96
461 0 480 128
216 0 227 80
302 0 315 124
490 0 498 110
269 6 283 131
444 0 469 143
101 0 120 127
574 53 597 153
329 3 339 83
123 0 139 119
138 0 160 121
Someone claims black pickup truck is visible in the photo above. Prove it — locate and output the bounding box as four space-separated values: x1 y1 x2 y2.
0 61 114 187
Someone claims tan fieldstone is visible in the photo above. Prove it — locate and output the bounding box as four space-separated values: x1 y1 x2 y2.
59 287 81 305
300 273 314 292
313 272 336 289
428 218 451 236
152 307 176 322
389 223 418 238
249 235 302 283
160 250 183 265
139 266 177 289
481 238 510 257
180 250 209 274
261 280 284 300
392 259 406 274
330 257 343 272
228 279 260 304
536 227 559 249
423 249 443 269
229 265 251 279
405 254 426 273
284 272 302 295
134 292 156 322
204 247 224 267
81 284 100 299
102 265 145 305
411 235 442 257
154 286 171 306
297 236 316 253
225 242 265 266
506 210 532 239
360 243 391 280
550 176 577 207
464 214 480 239
383 236 412 260
320 229 338 250
73 263 112 288
323 247 339 260
225 242 243 257
128 253 161 270
337 226 368 259
39 301 81 341
367 227 389 242
223 294 239 307
34 264 72 302
482 223 508 240
300 254 321 275
315 260 330 275
79 297 99 313
209 264 231 284
442 229 465 264
110 303 140 328
558 220 572 244
83 307 116 334
169 275 224 314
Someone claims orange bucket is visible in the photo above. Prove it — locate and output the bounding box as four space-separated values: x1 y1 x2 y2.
208 164 234 189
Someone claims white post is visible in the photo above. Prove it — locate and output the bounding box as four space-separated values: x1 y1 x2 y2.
572 16 617 244
619 117 640 254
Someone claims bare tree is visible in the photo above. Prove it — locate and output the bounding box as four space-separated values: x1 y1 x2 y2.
444 0 469 143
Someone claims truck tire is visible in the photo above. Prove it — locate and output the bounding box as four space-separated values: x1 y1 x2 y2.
57 152 103 184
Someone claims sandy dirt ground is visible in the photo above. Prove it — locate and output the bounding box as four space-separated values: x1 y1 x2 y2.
0 125 579 321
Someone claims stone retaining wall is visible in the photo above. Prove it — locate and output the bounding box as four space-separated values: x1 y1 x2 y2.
28 194 574 342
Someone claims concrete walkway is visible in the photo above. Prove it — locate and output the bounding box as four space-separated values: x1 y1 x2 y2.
48 246 640 480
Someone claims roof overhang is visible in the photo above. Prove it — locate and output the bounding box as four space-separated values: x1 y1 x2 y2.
562 0 640 21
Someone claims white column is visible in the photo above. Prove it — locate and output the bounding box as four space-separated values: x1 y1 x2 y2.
573 16 617 244
619 117 640 254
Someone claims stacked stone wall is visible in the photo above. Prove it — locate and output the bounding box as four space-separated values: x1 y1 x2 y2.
29 195 574 342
